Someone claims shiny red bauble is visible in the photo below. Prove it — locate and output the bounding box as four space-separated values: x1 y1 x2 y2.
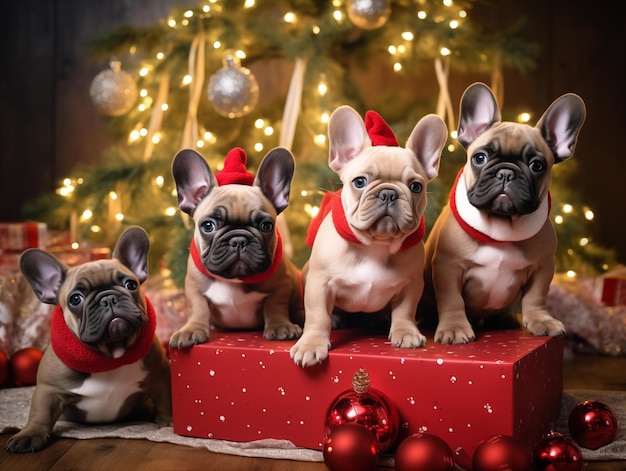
394 432 454 471
532 431 583 471
0 349 8 385
472 434 532 471
568 400 619 450
9 347 43 386
323 422 380 471
325 368 400 453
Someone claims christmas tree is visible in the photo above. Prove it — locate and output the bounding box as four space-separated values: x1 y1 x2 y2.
23 0 615 286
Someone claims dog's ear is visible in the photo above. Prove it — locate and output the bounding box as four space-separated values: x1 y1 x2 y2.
254 147 295 214
20 249 68 304
536 94 586 163
456 82 502 149
113 226 150 283
406 114 447 181
171 149 217 215
328 106 371 172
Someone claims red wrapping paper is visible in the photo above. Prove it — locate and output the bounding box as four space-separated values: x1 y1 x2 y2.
170 329 563 456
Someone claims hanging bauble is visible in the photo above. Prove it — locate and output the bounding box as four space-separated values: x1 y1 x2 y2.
472 434 532 471
532 431 583 471
568 400 619 450
325 368 400 453
323 422 380 471
347 0 392 30
207 53 259 118
89 59 138 116
9 347 43 386
394 432 455 471
0 349 8 385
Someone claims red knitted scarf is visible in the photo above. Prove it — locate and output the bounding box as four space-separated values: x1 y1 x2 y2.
449 169 550 243
190 230 283 284
50 296 156 373
306 189 425 250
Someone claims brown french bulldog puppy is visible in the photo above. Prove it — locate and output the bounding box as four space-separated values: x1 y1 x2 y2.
168 147 303 348
422 82 586 344
6 226 171 453
290 106 447 367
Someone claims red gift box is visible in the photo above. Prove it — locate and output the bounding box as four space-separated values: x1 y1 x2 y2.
169 329 563 457
601 273 626 306
0 222 47 252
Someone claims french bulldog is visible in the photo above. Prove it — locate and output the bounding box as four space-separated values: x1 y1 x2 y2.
290 106 447 367
422 82 586 344
6 226 172 453
168 147 303 348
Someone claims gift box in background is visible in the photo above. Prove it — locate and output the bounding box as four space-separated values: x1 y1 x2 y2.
0 222 47 253
601 269 626 306
170 328 563 457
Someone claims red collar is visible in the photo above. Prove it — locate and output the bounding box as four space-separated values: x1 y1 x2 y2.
50 297 156 373
190 230 283 284
449 169 551 243
306 189 425 250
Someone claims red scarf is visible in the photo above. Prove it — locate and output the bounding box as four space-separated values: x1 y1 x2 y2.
306 189 425 250
190 230 283 284
50 296 156 373
449 169 550 243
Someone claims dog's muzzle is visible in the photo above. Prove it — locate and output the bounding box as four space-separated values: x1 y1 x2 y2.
206 230 271 278
80 292 145 343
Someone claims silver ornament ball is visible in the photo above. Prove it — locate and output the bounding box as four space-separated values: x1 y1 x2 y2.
208 54 259 119
347 0 392 30
89 60 138 116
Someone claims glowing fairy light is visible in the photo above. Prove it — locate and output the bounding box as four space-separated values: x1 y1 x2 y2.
584 208 595 220
321 112 330 123
129 129 140 142
579 237 589 246
393 62 402 72
156 52 165 60
440 47 451 56
554 215 564 224
140 89 148 97
109 191 118 201
254 142 264 152
264 126 274 136
197 140 205 148
184 10 193 18
80 209 93 221
333 10 343 22
161 103 169 111
182 75 192 86
244 0 255 7
318 81 328 96
155 175 165 187
417 11 427 19
255 119 265 128
91 225 102 233
388 45 397 55
518 112 531 123
213 41 222 49
284 12 296 23
168 18 177 27
566 270 577 278
562 204 573 213
402 32 414 40
115 213 124 222
139 67 150 77
314 134 326 145
165 207 177 216
449 20 459 29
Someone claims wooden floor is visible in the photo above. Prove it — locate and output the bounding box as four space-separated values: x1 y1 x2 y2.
1 352 625 471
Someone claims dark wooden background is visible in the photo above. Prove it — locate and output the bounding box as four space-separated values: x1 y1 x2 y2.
2 0 625 262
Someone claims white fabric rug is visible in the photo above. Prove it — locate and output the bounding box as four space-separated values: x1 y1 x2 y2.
1 387 624 463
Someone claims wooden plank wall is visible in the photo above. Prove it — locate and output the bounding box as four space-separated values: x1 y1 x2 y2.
2 0 625 261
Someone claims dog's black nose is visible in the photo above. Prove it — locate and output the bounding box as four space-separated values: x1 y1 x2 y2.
229 236 249 252
379 189 398 205
496 168 516 182
99 294 118 307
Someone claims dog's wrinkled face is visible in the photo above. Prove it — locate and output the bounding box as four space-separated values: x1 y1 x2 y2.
193 185 278 279
172 147 295 280
340 146 428 242
464 122 555 217
20 226 151 359
457 83 586 219
58 260 147 357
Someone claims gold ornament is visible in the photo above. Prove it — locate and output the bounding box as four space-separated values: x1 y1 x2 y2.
207 53 259 119
347 0 392 30
89 60 138 116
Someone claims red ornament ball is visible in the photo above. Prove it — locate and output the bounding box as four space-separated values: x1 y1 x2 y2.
472 434 532 471
568 400 619 450
394 432 454 471
323 423 380 471
532 432 583 471
10 348 43 386
0 349 9 385
325 369 400 453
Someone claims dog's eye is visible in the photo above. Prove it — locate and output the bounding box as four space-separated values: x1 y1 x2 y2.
529 159 545 173
68 293 83 307
201 219 217 233
124 279 138 291
352 176 367 189
472 152 487 166
409 182 423 194
259 220 274 233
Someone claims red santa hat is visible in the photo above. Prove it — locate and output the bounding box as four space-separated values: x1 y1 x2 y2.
215 147 255 186
365 110 399 147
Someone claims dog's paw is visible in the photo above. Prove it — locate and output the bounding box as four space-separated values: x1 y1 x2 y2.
169 328 209 348
290 336 330 367
5 432 50 453
389 326 426 348
523 312 566 337
434 322 476 344
264 322 303 340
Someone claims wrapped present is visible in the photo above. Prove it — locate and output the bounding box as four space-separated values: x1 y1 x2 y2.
169 328 563 457
601 267 626 306
0 222 47 253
